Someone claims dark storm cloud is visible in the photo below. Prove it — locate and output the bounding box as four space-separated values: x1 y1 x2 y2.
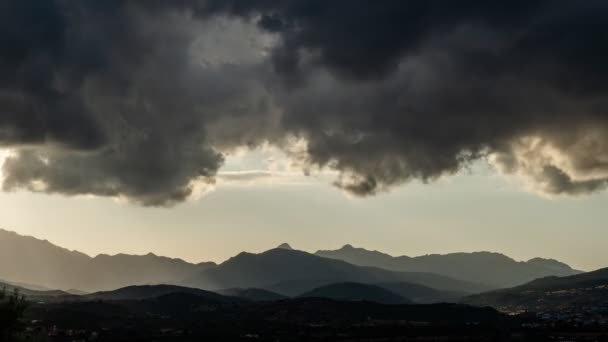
1 0 608 204
199 0 608 196
0 1 107 148
0 1 275 205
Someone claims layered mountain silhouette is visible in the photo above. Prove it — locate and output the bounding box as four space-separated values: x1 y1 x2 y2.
0 229 586 301
0 229 216 292
299 282 411 305
463 267 608 310
186 247 490 296
316 244 581 288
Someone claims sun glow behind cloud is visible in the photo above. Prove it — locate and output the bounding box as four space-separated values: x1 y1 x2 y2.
0 149 14 182
216 143 338 188
0 142 336 204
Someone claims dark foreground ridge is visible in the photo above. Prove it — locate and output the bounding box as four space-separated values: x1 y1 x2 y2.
10 291 608 341
21 293 508 341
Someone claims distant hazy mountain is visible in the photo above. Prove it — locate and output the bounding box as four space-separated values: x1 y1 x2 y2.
463 267 608 310
0 229 216 292
187 248 490 296
316 244 581 288
217 288 287 302
299 282 411 304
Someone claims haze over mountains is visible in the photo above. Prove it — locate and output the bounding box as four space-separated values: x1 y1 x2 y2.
316 244 582 288
0 229 584 302
0 229 215 292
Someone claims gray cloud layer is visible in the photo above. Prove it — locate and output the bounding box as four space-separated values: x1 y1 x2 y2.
1 1 608 205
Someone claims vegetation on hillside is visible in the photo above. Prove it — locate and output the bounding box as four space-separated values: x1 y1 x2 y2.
0 287 27 341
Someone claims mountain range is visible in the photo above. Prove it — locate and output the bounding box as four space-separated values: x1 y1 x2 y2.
186 247 489 296
11 262 608 311
0 229 585 303
316 244 582 288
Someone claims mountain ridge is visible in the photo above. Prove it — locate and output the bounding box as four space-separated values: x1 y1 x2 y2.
315 244 582 288
186 247 491 296
0 229 216 292
0 229 584 296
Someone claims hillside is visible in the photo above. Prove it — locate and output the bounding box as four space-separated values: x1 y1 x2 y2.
463 268 608 310
299 282 411 304
316 244 581 288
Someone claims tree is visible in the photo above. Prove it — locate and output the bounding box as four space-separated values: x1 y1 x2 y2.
0 287 28 340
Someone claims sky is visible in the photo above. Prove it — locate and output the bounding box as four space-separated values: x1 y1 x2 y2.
1 1 608 272
2 147 607 271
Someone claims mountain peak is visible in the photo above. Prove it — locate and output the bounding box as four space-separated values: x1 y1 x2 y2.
277 243 293 250
341 244 355 250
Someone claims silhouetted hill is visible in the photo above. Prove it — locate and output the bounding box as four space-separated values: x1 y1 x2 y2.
299 282 411 304
85 284 238 302
0 229 216 292
217 288 287 301
376 282 466 304
463 267 608 310
316 244 581 288
187 248 490 296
